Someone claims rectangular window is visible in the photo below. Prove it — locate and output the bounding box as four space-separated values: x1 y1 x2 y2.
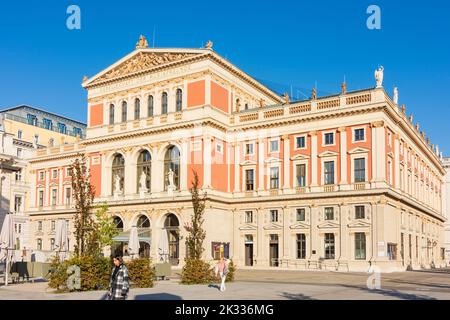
296 208 305 221
270 167 279 189
296 234 306 259
355 205 365 219
73 127 82 137
50 238 55 251
17 148 22 157
269 140 279 153
17 130 23 139
65 187 71 205
51 220 55 231
51 189 57 206
296 136 306 149
39 171 45 180
324 233 335 259
325 207 334 220
52 169 58 179
57 123 67 134
43 118 53 130
38 190 44 207
354 128 365 142
296 164 306 187
270 210 278 223
354 158 366 182
66 167 72 177
245 143 254 155
387 243 397 260
324 132 334 145
37 239 42 251
38 221 42 231
355 233 366 260
245 169 254 191
27 114 37 126
15 170 22 181
245 211 253 223
324 161 335 185
14 196 22 212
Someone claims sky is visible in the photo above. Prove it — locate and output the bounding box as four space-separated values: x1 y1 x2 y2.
0 0 449 153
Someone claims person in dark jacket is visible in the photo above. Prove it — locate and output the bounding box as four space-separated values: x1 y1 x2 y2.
108 255 130 300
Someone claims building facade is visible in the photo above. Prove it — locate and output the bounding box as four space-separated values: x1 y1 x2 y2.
0 105 86 256
442 158 450 263
25 37 447 272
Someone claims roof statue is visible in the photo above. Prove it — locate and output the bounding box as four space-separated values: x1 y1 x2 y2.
341 81 347 95
311 87 317 100
82 75 88 82
283 92 290 104
205 40 213 50
409 114 413 123
415 122 420 131
401 104 406 114
136 35 149 49
259 98 265 108
375 66 384 88
393 87 399 104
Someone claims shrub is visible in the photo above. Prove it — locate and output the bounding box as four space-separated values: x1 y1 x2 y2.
126 258 155 288
48 255 110 292
225 259 236 283
181 258 215 285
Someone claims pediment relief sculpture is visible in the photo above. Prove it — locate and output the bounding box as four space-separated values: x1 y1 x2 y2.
93 51 198 83
263 223 282 230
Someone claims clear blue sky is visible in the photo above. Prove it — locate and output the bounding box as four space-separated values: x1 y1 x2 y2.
1 1 449 154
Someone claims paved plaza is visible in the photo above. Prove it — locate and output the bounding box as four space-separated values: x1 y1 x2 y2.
0 268 449 300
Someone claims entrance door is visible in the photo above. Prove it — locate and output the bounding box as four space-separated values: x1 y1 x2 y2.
245 244 253 266
270 244 279 266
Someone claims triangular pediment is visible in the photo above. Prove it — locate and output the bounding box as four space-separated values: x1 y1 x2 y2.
318 151 339 158
264 157 282 163
317 221 339 229
290 222 310 230
348 220 371 228
240 160 257 166
348 147 370 155
84 49 205 86
291 154 310 160
239 224 257 231
263 223 283 230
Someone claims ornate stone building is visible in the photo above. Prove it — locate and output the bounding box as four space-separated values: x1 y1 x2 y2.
25 36 447 272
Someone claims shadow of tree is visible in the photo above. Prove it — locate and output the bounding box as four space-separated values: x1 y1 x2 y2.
388 279 450 290
340 284 437 300
279 292 316 300
134 293 183 300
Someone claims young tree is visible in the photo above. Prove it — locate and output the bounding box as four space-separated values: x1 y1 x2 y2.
181 170 213 284
93 204 119 251
71 154 95 257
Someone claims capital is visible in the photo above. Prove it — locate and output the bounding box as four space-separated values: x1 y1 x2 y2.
371 121 384 128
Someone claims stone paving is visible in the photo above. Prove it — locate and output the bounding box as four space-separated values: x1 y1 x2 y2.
0 268 449 300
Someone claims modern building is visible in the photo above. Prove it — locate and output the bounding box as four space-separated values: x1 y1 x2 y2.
0 105 86 257
25 36 447 271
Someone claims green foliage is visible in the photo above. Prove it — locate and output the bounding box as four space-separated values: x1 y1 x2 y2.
180 258 215 285
126 258 155 288
48 255 110 292
225 259 236 283
93 204 119 250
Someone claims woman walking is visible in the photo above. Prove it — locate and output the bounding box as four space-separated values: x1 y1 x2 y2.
215 257 229 292
108 255 130 300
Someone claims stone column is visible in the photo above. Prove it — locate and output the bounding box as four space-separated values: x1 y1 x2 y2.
203 135 212 189
282 206 290 260
123 149 134 196
338 127 348 189
309 204 319 261
256 207 265 266
151 144 163 193
234 142 240 193
205 74 212 105
282 135 290 190
180 139 189 192
310 131 318 189
394 134 400 189
371 121 386 188
258 138 265 191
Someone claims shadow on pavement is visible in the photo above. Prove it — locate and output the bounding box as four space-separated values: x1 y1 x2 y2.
279 292 316 300
134 293 182 300
208 284 220 291
389 279 450 290
340 284 437 300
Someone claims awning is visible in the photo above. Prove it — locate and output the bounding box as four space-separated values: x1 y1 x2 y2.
112 229 151 244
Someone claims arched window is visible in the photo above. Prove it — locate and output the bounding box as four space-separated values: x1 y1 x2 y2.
113 216 124 230
161 92 168 114
137 215 150 229
137 150 151 192
164 146 180 190
235 98 240 112
121 101 127 122
164 214 179 265
109 104 115 124
148 95 154 117
134 98 140 120
112 154 125 194
176 89 182 112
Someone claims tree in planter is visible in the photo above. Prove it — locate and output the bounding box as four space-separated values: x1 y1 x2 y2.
181 170 214 284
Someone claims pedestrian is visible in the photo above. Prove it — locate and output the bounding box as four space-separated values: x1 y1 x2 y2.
108 255 130 300
215 257 229 292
